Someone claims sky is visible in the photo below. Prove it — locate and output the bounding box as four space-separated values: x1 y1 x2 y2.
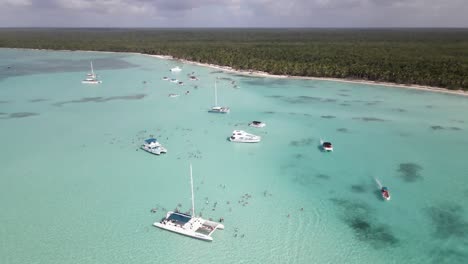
0 0 467 28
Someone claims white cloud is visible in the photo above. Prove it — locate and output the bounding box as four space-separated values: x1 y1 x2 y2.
1 0 32 6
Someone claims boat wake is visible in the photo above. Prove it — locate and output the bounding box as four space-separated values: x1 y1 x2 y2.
374 177 383 189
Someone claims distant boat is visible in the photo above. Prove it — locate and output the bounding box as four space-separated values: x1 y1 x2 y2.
229 130 261 143
153 164 224 241
82 61 102 84
170 78 178 83
168 93 180 98
320 139 333 152
170 66 182 72
162 76 169 80
381 187 391 201
141 138 167 155
249 121 266 128
208 79 230 113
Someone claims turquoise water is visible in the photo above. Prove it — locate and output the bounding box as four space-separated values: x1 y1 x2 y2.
1 48 468 264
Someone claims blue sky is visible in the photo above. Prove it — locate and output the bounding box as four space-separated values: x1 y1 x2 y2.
1 0 467 27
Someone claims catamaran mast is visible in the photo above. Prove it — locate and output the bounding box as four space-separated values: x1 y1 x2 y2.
214 79 218 106
90 61 95 76
190 163 195 216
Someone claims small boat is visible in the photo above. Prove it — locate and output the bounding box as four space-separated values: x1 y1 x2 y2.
170 78 178 83
162 77 169 80
208 79 230 113
229 130 261 143
381 187 391 201
189 76 199 81
170 66 182 72
154 164 224 241
249 121 266 128
320 139 333 152
178 81 184 86
141 138 167 155
82 61 102 84
168 93 180 98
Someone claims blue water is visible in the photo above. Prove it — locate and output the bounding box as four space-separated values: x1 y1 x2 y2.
1 48 468 264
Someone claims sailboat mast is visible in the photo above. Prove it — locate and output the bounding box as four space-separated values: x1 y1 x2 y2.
90 61 95 76
214 79 218 106
190 163 195 216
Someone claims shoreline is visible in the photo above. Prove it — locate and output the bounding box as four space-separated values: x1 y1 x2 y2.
147 54 468 97
9 48 468 97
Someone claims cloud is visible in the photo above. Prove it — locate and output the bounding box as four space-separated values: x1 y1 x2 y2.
1 0 32 6
0 0 467 27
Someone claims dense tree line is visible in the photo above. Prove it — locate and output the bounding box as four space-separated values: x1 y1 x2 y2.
1 28 468 90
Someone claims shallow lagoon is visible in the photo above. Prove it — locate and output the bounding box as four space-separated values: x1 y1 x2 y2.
1 49 468 264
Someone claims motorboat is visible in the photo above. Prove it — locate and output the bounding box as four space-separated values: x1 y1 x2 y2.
170 66 182 72
249 121 266 128
178 81 184 86
168 93 180 98
170 78 178 83
381 187 391 201
162 76 169 80
189 75 199 81
141 138 167 155
82 61 102 84
208 79 230 114
320 139 333 152
229 130 261 143
154 164 224 241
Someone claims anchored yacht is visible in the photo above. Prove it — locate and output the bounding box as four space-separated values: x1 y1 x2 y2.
141 138 167 155
82 62 102 84
154 164 224 241
208 79 230 113
229 130 261 143
249 121 266 128
170 66 182 72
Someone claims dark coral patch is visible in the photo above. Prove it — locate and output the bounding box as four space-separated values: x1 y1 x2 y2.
290 138 314 146
353 117 386 122
398 163 423 182
425 203 468 239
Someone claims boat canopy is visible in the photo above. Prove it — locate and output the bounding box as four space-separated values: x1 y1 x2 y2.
145 138 158 144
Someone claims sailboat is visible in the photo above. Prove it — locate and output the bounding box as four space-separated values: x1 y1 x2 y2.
82 61 102 84
153 164 224 241
208 79 230 113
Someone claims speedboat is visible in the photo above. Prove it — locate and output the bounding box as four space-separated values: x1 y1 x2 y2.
170 78 178 83
141 138 167 155
381 187 391 201
229 130 261 143
320 139 333 152
154 164 224 241
168 93 180 98
249 121 266 128
170 66 182 72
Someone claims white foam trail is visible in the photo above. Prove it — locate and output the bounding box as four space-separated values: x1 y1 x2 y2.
374 178 383 189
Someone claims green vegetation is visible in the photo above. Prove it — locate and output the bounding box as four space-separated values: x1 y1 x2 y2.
1 28 468 90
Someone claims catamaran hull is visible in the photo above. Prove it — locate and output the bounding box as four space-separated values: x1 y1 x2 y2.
153 222 213 241
82 81 102 84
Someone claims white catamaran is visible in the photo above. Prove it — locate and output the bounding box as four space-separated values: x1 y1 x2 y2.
153 164 224 241
208 79 230 113
82 61 102 84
